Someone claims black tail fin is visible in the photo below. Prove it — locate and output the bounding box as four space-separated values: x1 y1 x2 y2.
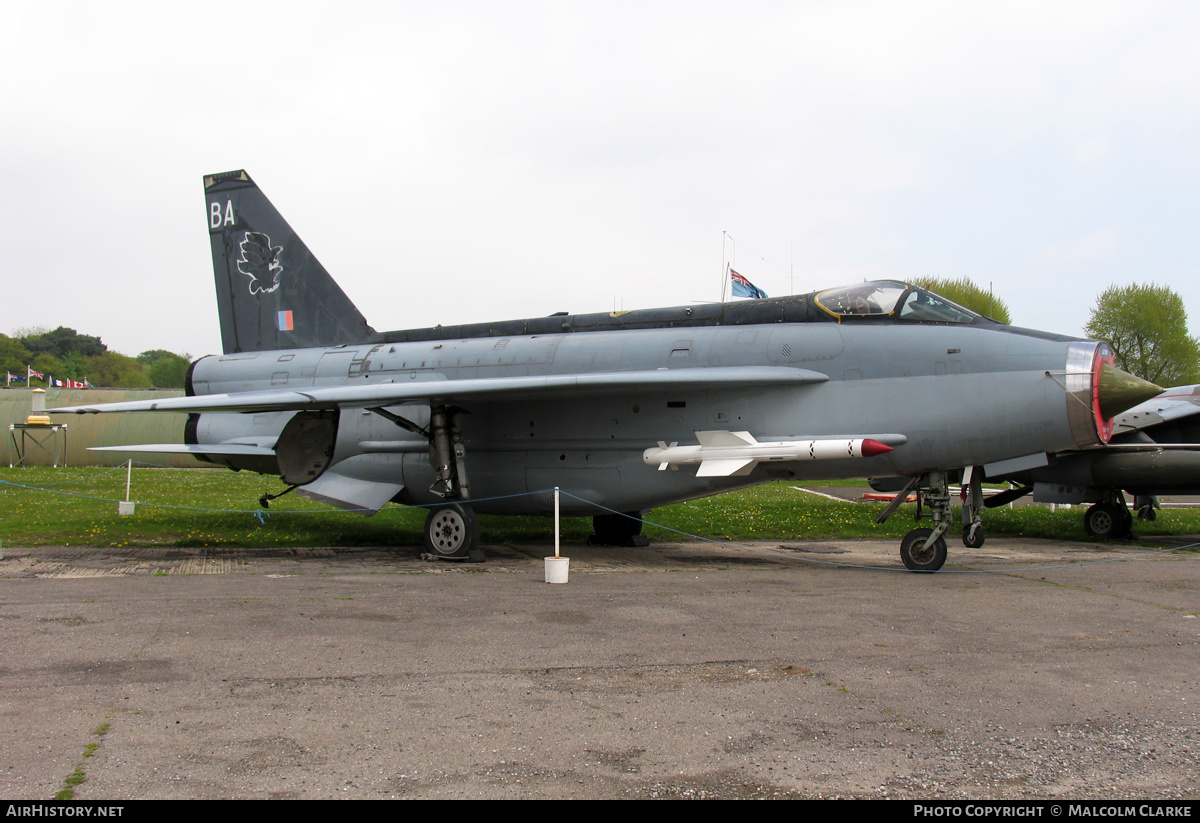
204 170 377 353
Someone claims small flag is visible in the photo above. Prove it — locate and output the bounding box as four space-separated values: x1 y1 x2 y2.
730 270 767 299
27 367 44 380
277 310 294 331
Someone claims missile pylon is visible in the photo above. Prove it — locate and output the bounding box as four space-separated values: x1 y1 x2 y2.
642 430 895 477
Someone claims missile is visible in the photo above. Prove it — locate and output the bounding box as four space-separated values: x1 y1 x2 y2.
642 430 895 477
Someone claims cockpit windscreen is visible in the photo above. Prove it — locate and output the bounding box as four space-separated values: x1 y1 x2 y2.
815 281 978 324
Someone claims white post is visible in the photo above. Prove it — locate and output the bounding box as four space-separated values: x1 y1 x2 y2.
118 459 136 515
544 486 569 583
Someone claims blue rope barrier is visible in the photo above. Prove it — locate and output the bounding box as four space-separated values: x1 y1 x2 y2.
555 489 1200 574
1 470 1196 572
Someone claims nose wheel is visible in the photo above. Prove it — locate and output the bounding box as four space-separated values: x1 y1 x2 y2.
900 527 948 572
962 521 985 549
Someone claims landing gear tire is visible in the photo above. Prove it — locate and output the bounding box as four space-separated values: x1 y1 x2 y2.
900 528 947 573
1083 502 1132 540
962 523 985 549
424 504 479 559
1137 504 1157 522
589 512 647 547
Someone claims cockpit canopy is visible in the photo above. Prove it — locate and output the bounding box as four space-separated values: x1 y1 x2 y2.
814 281 980 324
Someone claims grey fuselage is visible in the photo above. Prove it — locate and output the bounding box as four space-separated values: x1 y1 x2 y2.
188 306 1100 516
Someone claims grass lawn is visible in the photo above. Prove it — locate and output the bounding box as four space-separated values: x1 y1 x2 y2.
2 465 1199 549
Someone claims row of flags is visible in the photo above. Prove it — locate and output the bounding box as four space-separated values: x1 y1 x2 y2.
5 367 91 388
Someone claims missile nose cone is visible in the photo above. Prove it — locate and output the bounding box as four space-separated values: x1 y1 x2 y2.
861 439 894 457
1097 363 1162 420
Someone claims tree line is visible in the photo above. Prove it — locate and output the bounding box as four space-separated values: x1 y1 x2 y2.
0 326 190 389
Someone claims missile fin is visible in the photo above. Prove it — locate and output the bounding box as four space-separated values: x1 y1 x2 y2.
696 458 757 477
695 430 757 448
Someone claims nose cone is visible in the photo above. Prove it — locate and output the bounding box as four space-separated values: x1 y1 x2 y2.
1097 363 1162 420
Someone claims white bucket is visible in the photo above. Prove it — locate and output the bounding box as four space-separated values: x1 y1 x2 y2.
118 501 136 516
544 556 569 584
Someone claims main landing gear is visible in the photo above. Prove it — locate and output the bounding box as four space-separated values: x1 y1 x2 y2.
876 468 986 572
589 512 650 547
1083 493 1134 540
370 402 484 562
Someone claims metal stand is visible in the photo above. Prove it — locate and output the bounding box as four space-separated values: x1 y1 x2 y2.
7 423 68 467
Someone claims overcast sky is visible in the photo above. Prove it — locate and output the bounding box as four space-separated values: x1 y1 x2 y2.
3 1 1199 358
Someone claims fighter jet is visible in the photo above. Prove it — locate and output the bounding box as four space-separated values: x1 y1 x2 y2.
981 385 1200 539
50 170 1161 572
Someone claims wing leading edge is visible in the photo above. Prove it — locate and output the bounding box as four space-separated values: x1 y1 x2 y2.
49 366 829 415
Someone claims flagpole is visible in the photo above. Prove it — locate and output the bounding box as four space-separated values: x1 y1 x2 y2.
790 237 794 295
720 231 727 302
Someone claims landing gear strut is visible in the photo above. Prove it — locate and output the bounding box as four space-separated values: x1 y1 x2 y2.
370 402 482 561
960 466 986 549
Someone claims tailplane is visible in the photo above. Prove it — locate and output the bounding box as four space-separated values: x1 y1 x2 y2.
205 170 377 353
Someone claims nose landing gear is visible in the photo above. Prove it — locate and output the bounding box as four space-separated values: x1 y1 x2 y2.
877 468 985 572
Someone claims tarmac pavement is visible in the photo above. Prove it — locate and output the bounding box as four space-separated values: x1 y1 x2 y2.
0 534 1197 799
